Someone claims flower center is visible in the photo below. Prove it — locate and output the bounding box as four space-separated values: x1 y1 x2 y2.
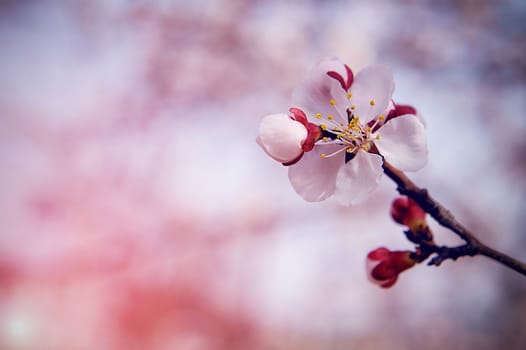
316 99 384 161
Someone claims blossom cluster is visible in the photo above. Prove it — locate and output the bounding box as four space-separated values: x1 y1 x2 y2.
257 57 427 206
367 196 430 288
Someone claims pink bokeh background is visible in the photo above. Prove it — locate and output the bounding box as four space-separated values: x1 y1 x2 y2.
1 1 525 349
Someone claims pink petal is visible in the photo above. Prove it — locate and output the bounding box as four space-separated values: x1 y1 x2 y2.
291 57 349 124
333 151 383 206
366 258 382 284
374 115 428 171
349 65 394 123
288 144 344 202
257 113 307 163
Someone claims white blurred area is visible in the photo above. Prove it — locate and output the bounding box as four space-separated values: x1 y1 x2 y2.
0 0 525 349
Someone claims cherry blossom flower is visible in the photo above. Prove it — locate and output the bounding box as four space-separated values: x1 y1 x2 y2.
257 57 428 205
366 247 416 288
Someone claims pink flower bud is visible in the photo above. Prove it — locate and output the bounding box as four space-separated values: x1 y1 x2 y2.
391 196 426 230
257 109 321 166
257 113 308 164
366 247 416 288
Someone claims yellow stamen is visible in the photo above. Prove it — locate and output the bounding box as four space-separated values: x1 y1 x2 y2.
327 115 333 120
369 99 376 106
376 134 381 140
320 153 326 158
346 92 352 99
346 148 354 153
378 115 385 121
351 105 356 110
322 137 329 142
329 99 336 106
315 113 322 119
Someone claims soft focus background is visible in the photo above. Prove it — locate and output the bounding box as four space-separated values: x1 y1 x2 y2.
1 0 525 349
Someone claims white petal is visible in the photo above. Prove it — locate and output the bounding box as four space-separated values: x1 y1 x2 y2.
415 112 426 128
349 65 394 123
374 115 428 171
258 113 307 163
288 144 344 202
292 57 349 124
334 152 384 206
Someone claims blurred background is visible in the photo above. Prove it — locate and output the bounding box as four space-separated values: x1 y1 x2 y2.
1 0 525 349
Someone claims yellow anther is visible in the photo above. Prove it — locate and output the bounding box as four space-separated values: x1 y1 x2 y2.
315 113 322 119
322 137 329 142
320 153 326 158
351 105 356 110
329 99 336 106
333 126 340 131
369 99 376 106
351 135 356 141
376 134 381 140
327 115 333 120
346 92 352 99
346 148 354 153
367 127 372 132
320 123 327 130
378 115 385 121
362 144 370 151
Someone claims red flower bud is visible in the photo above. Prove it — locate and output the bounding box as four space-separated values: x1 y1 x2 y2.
391 196 426 231
366 247 416 288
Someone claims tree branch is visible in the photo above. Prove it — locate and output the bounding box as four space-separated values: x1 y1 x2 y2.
382 161 526 276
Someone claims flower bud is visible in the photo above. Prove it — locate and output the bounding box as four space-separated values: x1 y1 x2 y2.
366 247 416 288
257 113 308 164
391 196 426 231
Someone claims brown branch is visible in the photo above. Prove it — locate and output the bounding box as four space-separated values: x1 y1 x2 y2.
382 161 526 276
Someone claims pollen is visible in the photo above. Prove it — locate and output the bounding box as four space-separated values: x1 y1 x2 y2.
351 105 356 110
315 113 322 119
329 99 336 106
320 123 327 130
376 134 381 140
322 137 329 142
346 148 354 153
367 127 372 132
320 153 326 158
346 92 352 99
327 114 333 120
369 99 376 106
378 115 385 121
362 144 370 151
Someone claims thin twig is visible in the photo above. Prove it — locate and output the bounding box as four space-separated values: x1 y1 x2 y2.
382 161 526 276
